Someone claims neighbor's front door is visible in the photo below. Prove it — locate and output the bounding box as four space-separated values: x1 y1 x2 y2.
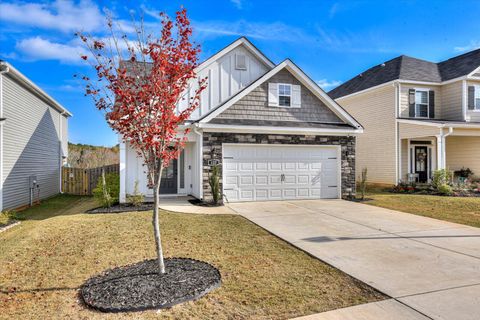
160 159 177 194
415 146 428 183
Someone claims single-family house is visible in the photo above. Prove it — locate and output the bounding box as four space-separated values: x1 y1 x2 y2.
120 37 363 203
0 61 71 210
329 49 480 184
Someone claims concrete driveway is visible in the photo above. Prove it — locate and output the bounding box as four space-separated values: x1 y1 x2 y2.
228 199 480 320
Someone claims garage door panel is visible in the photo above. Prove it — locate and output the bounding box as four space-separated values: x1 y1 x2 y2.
223 145 340 202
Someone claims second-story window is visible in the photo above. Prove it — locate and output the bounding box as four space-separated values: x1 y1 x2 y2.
278 84 292 107
476 86 480 110
415 90 429 117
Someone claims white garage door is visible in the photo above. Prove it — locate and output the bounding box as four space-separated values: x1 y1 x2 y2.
223 144 340 202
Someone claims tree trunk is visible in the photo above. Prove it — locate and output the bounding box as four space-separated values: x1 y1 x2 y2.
153 166 166 274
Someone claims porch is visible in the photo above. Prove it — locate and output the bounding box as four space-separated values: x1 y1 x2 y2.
398 119 480 183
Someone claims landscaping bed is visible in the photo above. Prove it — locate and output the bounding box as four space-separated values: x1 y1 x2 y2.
87 203 154 213
0 195 385 319
81 258 221 312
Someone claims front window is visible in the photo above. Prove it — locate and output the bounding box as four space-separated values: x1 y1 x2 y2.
475 86 480 110
415 90 429 117
278 84 291 107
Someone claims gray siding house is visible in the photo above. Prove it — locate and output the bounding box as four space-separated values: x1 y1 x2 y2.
0 61 71 210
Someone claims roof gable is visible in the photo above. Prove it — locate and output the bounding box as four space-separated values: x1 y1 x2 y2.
199 59 362 129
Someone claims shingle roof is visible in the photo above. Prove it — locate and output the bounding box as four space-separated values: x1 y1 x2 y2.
329 48 480 99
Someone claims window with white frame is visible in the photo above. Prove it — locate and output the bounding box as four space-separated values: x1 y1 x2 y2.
475 86 480 110
415 90 429 117
278 84 291 107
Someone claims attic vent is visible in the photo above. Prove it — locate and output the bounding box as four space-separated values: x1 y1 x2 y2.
235 54 247 70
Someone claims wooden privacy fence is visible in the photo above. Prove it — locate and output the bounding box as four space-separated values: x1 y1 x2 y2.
62 164 119 195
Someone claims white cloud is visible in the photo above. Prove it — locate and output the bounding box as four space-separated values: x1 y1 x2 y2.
194 20 312 43
454 40 480 53
317 79 342 90
0 0 103 33
231 0 243 9
15 37 89 64
329 3 339 19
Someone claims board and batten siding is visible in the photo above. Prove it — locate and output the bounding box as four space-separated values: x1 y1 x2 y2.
338 84 397 184
178 45 270 120
446 136 480 175
216 69 342 123
467 80 480 122
2 74 67 210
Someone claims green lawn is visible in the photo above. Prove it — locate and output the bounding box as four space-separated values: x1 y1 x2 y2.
0 195 383 320
365 187 480 228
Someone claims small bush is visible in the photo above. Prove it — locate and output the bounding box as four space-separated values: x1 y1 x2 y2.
454 167 473 178
432 169 452 189
358 168 368 200
208 165 221 205
2 210 20 221
437 184 453 196
126 180 144 207
93 172 120 207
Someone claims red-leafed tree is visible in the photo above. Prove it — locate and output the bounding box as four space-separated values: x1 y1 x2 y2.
77 9 206 274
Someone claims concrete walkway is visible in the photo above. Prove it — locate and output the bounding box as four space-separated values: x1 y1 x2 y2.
158 196 236 214
228 199 480 320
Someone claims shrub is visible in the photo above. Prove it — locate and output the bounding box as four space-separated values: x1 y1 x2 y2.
93 172 120 207
208 164 221 205
432 169 452 189
437 184 453 196
358 167 368 200
126 180 144 207
454 167 473 178
1 210 20 221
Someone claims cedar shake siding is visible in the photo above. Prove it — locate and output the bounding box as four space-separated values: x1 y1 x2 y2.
215 69 343 124
202 132 356 200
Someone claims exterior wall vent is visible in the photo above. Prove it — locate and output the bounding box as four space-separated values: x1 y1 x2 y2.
235 54 247 70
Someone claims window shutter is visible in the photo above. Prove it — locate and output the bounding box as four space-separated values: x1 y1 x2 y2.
468 86 475 110
408 89 415 117
428 90 435 118
292 85 301 107
268 83 278 106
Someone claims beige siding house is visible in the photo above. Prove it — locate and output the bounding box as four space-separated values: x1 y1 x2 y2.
329 50 480 184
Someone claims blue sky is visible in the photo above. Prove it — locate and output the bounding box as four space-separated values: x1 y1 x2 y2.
1 0 479 147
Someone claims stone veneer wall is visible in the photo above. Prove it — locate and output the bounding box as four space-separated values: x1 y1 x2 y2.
202 132 356 201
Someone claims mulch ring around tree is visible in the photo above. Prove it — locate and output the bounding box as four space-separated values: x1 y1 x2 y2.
188 198 224 207
86 203 154 214
80 258 221 312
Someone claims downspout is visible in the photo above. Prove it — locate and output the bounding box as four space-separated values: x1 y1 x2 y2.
59 111 67 193
192 123 203 200
0 63 10 211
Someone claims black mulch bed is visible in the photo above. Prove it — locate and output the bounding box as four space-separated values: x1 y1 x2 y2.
188 199 224 207
80 258 221 313
86 203 154 214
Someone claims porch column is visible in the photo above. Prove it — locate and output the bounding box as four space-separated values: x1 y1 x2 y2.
436 135 445 170
119 139 127 203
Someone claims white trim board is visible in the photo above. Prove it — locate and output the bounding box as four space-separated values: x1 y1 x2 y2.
197 123 362 135
199 59 363 129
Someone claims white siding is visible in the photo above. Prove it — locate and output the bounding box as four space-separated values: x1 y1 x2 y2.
338 84 397 184
178 45 270 120
2 75 66 209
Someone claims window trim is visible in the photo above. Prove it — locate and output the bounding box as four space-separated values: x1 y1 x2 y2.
414 88 430 118
474 85 480 111
277 83 292 107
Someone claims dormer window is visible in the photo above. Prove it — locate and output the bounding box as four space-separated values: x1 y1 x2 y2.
415 89 429 118
467 85 480 111
235 54 247 70
278 84 292 107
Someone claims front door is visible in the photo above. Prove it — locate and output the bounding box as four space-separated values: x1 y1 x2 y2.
414 146 428 183
160 159 178 194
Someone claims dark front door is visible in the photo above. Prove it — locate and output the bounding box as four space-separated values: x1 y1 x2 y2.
160 159 178 194
414 146 428 183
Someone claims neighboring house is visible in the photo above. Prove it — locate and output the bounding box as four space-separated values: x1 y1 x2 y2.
120 37 363 203
0 61 71 210
329 49 480 185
